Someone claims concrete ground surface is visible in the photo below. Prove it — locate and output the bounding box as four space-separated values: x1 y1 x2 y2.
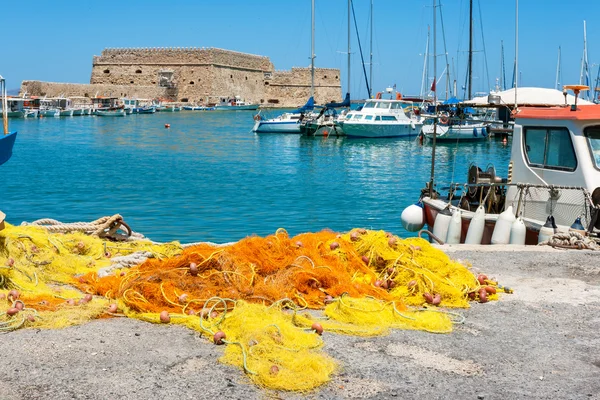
1 246 599 400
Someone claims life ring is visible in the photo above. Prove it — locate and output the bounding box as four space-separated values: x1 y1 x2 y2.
396 92 402 100
253 114 261 121
375 92 382 99
439 115 449 124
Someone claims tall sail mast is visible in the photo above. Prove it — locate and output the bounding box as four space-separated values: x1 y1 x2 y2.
311 0 315 98
369 0 373 98
429 0 438 198
467 0 473 99
347 0 351 99
514 0 518 108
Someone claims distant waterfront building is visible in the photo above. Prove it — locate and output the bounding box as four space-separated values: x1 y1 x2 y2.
21 47 342 107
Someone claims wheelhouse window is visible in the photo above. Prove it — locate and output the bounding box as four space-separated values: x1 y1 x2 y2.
363 102 375 109
523 127 577 171
585 126 600 169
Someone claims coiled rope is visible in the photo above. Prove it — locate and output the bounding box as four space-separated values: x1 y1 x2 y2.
21 214 139 241
539 231 600 250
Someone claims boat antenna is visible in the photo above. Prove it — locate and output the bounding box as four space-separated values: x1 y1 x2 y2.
429 0 438 198
1 76 8 135
514 0 518 109
555 46 562 90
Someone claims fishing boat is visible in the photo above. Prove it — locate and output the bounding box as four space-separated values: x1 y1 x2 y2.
421 107 492 142
1 75 17 166
338 89 423 138
96 109 126 117
214 96 258 111
137 106 156 114
0 98 29 118
402 86 600 245
163 104 182 112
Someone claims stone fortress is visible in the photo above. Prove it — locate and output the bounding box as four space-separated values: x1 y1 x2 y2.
20 47 342 107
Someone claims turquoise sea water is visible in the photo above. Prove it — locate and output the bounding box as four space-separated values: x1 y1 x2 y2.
1 112 511 243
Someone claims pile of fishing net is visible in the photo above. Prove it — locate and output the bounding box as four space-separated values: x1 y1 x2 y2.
1 223 504 392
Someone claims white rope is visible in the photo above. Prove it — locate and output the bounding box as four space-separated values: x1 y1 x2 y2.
539 231 599 250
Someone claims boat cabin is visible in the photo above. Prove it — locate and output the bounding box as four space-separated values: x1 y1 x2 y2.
92 97 121 110
507 105 600 228
344 99 416 122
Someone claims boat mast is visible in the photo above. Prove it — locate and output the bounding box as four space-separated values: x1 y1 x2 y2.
429 0 438 198
555 46 561 90
347 0 351 100
467 0 473 99
421 27 430 99
1 76 8 135
311 0 315 99
369 0 373 98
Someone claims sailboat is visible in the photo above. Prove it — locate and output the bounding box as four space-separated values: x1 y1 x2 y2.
300 0 354 137
421 0 491 142
252 0 318 134
0 75 18 166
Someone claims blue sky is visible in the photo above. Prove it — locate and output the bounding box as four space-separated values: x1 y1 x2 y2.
2 0 600 100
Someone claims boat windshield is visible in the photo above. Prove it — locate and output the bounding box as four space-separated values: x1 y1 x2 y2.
585 126 600 169
362 102 376 109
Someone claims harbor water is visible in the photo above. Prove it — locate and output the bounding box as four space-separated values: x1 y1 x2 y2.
1 112 511 243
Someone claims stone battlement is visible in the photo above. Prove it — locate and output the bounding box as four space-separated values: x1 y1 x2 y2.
100 47 269 60
94 47 273 72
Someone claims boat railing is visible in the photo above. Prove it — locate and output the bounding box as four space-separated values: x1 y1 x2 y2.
438 181 599 230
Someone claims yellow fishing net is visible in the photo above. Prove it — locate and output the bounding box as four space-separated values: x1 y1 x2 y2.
1 223 505 392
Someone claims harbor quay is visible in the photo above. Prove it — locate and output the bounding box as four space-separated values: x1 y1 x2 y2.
1 244 598 399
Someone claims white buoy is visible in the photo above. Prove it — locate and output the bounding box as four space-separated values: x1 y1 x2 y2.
446 209 462 244
538 215 557 243
432 208 452 243
465 205 485 244
400 203 425 232
491 205 516 245
509 216 526 245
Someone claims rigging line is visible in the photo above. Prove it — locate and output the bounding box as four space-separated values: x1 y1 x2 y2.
477 0 491 93
438 1 452 99
351 0 371 98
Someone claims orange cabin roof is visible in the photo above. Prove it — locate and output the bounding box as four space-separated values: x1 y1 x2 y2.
515 105 600 121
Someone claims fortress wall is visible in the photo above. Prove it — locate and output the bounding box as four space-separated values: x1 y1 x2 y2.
23 48 341 106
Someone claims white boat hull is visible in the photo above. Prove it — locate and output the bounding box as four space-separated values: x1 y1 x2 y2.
422 123 489 141
40 109 60 117
342 121 423 138
253 120 302 134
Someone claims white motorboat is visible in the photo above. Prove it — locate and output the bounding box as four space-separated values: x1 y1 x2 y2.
338 89 423 138
214 96 258 111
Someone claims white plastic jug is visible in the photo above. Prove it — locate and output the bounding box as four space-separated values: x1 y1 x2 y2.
491 205 516 245
465 205 485 245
